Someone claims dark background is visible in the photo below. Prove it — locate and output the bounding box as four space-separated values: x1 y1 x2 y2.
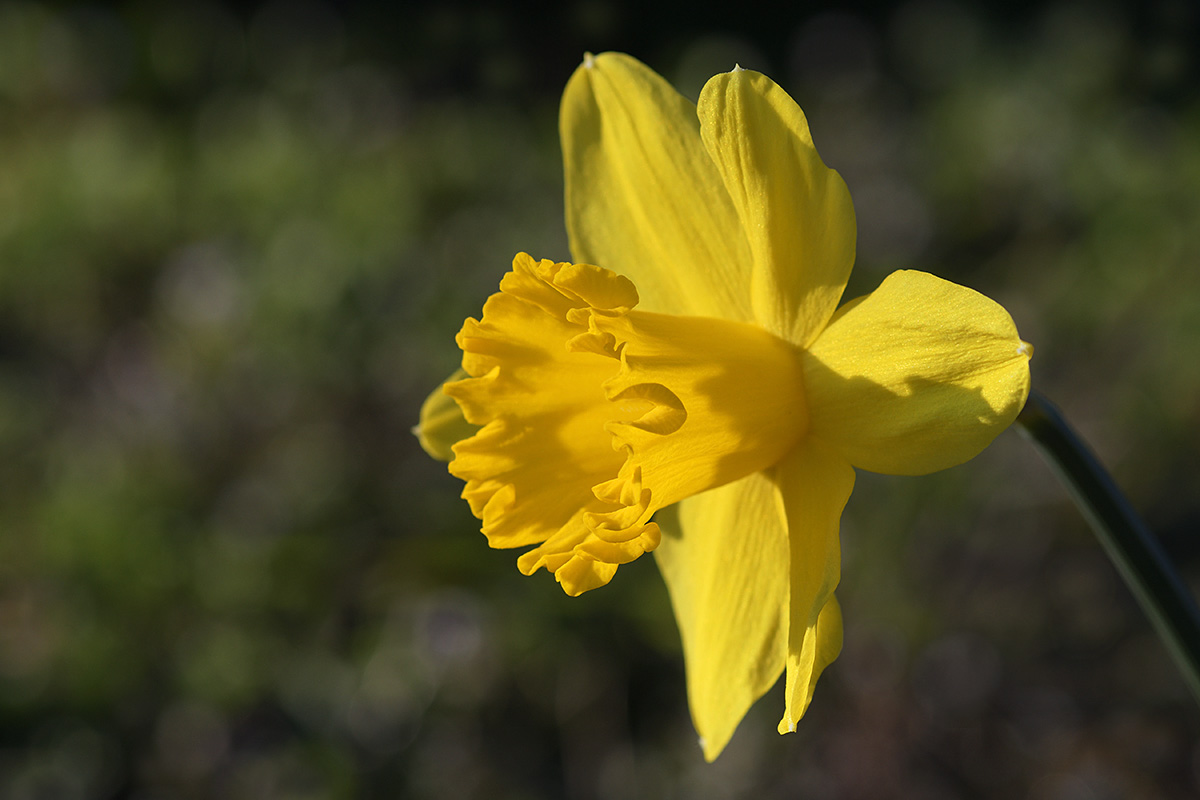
2 0 1200 797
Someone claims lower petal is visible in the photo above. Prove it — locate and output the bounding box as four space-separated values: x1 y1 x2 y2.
775 437 855 734
804 270 1033 476
654 470 789 762
778 595 843 735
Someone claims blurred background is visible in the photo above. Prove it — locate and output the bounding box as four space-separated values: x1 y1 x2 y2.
1 0 1199 797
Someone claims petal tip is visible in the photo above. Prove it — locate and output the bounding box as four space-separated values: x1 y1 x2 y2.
583 51 596 69
698 736 722 763
416 373 479 462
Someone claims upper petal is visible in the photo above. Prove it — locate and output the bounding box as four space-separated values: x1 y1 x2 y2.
654 470 789 762
803 270 1033 475
561 52 753 322
698 68 856 346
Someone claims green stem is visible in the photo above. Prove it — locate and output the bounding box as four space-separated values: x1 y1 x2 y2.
1017 391 1200 703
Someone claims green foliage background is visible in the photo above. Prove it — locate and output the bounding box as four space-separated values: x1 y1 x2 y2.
1 1 1199 797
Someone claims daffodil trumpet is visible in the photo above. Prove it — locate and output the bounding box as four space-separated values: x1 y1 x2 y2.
418 52 1032 760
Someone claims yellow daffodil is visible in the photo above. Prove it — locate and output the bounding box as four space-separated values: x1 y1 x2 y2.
417 52 1032 761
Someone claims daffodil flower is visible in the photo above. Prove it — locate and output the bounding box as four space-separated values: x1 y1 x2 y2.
417 52 1032 761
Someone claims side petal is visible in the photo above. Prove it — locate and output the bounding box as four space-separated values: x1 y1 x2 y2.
698 68 856 346
775 438 853 734
561 52 753 322
803 270 1033 476
655 470 789 762
415 369 479 461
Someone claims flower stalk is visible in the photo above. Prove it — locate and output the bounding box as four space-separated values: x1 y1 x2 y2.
1017 391 1200 703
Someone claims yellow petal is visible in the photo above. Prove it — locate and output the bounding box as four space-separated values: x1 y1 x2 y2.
803 270 1033 475
775 437 854 734
654 471 788 762
778 595 843 734
414 369 480 461
698 68 856 346
560 52 753 322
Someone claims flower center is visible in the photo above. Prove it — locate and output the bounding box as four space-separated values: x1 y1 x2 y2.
446 253 808 595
